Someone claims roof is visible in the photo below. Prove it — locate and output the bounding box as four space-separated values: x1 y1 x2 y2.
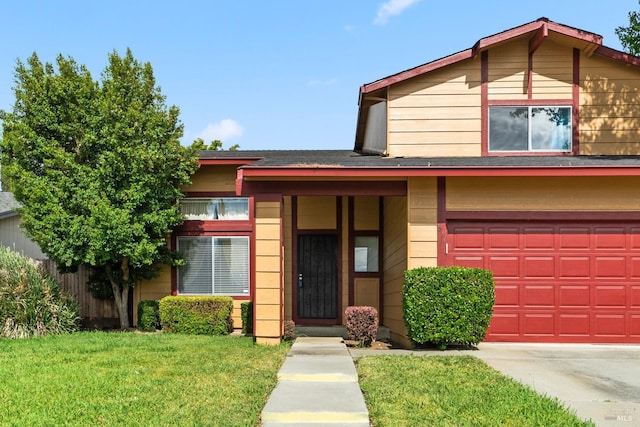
354 18 640 151
199 150 640 177
0 192 20 219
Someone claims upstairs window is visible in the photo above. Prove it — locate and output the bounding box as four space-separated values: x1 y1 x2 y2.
181 197 249 221
489 106 572 152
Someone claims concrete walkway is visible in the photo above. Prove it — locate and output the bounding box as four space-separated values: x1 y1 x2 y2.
261 337 369 426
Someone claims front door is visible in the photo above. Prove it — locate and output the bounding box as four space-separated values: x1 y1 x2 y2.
296 234 338 321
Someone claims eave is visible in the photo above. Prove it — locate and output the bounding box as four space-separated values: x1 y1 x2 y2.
238 165 640 180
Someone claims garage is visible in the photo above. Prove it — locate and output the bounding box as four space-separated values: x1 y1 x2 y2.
446 221 640 343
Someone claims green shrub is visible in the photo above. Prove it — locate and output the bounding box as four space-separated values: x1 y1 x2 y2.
0 247 79 338
240 301 253 334
345 306 378 346
402 266 495 348
159 296 233 335
137 300 160 331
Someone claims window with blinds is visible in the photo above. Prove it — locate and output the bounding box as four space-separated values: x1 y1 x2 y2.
177 236 249 295
180 198 249 220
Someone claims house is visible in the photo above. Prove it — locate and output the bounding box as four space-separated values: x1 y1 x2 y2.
136 18 640 346
0 192 46 259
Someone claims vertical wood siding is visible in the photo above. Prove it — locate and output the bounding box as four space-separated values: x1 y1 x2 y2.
382 196 408 346
40 260 118 320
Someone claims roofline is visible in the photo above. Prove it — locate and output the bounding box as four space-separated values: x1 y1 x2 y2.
0 210 18 219
199 158 262 166
239 165 640 178
360 18 606 96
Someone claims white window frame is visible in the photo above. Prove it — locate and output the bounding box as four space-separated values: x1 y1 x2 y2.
180 197 250 221
489 106 572 153
177 236 250 296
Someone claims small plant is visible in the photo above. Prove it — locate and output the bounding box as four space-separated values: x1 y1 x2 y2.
241 301 253 334
0 247 79 338
137 300 160 331
159 296 233 335
402 266 495 348
345 306 378 347
283 319 296 341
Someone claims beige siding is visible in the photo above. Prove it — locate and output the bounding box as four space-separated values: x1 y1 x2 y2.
354 277 379 311
185 165 237 192
488 39 573 100
382 196 408 347
408 177 438 269
297 196 336 229
0 216 46 259
487 38 528 100
531 41 573 98
254 200 283 345
387 58 482 158
283 196 293 321
341 197 349 321
447 176 640 211
354 196 379 231
580 53 640 155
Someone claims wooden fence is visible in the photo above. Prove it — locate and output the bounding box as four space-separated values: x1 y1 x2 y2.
40 260 119 321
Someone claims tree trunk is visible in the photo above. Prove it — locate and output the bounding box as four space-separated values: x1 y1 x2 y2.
106 261 131 329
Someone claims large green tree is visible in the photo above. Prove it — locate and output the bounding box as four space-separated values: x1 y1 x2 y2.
616 2 640 55
0 50 199 328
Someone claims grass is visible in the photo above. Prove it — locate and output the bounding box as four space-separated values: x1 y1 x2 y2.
0 332 289 426
357 355 596 427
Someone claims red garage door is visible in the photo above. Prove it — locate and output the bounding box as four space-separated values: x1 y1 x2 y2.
447 221 640 343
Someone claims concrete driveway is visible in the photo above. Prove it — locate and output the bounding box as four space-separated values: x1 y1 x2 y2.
472 343 640 426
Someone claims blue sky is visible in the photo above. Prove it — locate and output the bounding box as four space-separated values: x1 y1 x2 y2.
0 1 636 150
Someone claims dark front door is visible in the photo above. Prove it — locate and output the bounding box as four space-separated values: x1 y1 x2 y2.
297 234 338 320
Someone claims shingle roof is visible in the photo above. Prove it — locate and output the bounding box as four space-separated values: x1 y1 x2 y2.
199 150 640 170
0 192 20 219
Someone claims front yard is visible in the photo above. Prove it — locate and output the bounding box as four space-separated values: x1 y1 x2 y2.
0 333 595 426
0 332 289 426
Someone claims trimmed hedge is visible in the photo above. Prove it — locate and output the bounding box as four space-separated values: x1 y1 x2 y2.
345 306 378 346
402 266 495 348
241 301 253 334
137 300 160 331
159 296 234 335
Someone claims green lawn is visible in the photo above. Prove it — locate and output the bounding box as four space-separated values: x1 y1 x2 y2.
357 355 595 427
0 332 289 427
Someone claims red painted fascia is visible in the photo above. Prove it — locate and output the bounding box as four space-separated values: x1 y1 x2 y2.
237 166 640 178
594 45 640 67
361 49 473 94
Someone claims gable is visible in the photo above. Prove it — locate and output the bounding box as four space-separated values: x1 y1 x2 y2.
356 18 640 158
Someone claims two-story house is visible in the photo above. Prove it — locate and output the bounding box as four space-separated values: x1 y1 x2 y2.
136 18 640 346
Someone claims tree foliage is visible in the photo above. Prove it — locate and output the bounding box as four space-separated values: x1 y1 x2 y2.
616 2 640 56
0 49 199 327
191 138 239 151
